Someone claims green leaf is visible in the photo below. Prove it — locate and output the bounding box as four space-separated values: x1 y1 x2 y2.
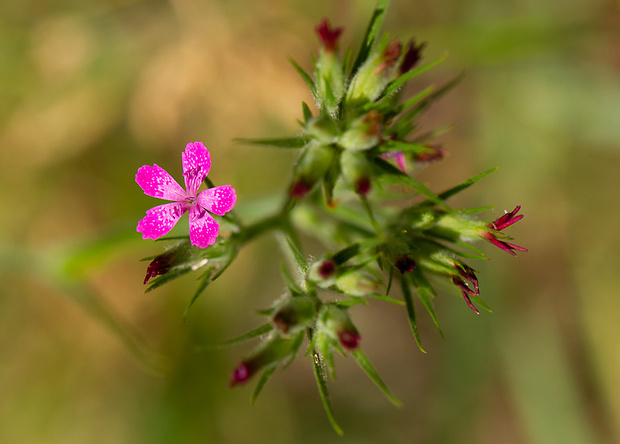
195 323 273 351
369 293 404 305
334 297 368 308
312 349 344 435
378 140 434 155
280 262 303 296
283 331 306 369
284 236 308 273
350 0 390 76
234 136 309 149
400 277 425 353
145 265 196 293
322 152 341 207
183 269 215 320
351 348 402 406
289 57 317 96
392 72 465 137
252 364 277 404
332 243 360 265
437 167 499 201
409 268 444 338
393 85 435 115
382 55 445 98
374 158 448 209
301 101 313 123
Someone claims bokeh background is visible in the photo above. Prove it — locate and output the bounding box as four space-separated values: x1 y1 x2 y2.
1 0 619 442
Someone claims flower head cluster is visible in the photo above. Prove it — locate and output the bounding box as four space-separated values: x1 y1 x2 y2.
135 5 528 435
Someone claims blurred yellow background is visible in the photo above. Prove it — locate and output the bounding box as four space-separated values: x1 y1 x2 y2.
1 0 619 442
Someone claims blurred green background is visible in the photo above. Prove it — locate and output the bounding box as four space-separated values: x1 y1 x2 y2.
1 0 619 442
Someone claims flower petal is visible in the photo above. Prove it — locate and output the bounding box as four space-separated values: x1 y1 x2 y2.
136 164 187 201
182 142 211 196
196 185 237 216
137 202 188 240
189 205 219 248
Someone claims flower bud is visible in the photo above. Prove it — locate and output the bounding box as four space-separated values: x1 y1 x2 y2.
340 150 372 195
271 296 316 335
307 257 337 288
345 38 402 106
394 254 416 274
338 110 383 151
336 271 379 297
289 142 335 198
317 306 360 350
143 239 205 284
229 333 298 387
305 114 339 145
314 20 345 116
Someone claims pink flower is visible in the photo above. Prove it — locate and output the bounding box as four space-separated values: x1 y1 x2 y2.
136 142 237 248
481 206 527 256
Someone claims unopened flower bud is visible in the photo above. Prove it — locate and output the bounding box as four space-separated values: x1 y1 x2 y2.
345 38 402 106
314 20 345 115
308 258 338 288
229 334 298 387
271 296 316 334
339 110 383 151
318 306 360 350
305 114 339 145
289 142 335 198
336 271 379 297
340 150 372 195
143 239 201 284
394 254 416 274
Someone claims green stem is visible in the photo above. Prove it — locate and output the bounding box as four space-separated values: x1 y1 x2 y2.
238 213 285 245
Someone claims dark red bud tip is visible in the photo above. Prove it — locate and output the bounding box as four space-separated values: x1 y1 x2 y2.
338 330 361 350
315 18 343 52
143 255 176 284
290 180 313 198
355 177 371 195
415 146 447 163
229 362 252 387
399 40 426 74
376 39 402 74
318 259 336 279
394 255 416 274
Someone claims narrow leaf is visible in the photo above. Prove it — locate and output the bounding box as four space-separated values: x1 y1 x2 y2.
280 262 303 296
252 364 277 404
312 349 344 435
234 136 308 149
409 268 444 338
400 277 426 352
301 101 313 123
183 269 214 320
195 323 273 351
289 57 317 96
382 56 445 98
369 293 404 305
145 265 197 293
285 236 308 273
437 167 499 201
374 158 448 209
350 0 390 76
352 348 402 406
332 243 360 265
